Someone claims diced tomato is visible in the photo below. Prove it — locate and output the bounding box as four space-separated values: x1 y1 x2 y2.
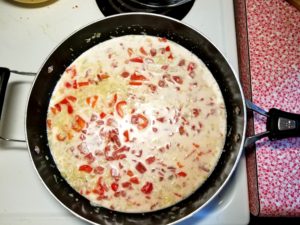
130 177 139 184
116 100 127 118
168 53 174 60
84 153 95 164
177 162 184 168
129 81 142 86
179 126 185 135
178 59 185 66
65 82 72 88
165 45 171 51
72 115 86 132
67 95 77 102
172 76 183 84
177 171 187 177
79 165 93 173
97 74 110 80
187 62 196 72
192 108 200 117
156 117 165 123
130 73 147 81
127 170 134 177
139 47 147 55
94 166 105 174
56 133 66 141
66 65 77 79
135 162 147 174
86 95 98 108
111 182 119 192
78 81 89 87
123 130 130 142
145 156 155 164
100 112 106 119
150 48 157 57
141 182 153 194
72 80 78 89
121 71 130 78
131 114 149 130
122 181 132 188
129 57 143 63
148 84 157 92
108 93 118 107
158 80 166 87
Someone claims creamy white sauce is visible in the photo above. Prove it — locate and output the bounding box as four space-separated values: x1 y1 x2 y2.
47 35 227 213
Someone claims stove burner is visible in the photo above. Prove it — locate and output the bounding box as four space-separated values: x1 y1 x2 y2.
96 0 195 20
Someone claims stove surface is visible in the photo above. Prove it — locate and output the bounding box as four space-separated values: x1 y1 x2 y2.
0 0 249 224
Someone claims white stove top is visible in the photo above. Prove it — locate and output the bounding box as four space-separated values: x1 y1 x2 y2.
0 0 249 224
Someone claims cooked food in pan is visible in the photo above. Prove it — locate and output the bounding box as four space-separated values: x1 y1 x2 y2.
46 35 227 212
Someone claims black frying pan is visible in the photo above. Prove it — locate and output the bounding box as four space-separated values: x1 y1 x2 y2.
0 13 299 225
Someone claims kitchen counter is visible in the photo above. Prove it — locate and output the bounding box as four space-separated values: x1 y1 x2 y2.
234 0 300 219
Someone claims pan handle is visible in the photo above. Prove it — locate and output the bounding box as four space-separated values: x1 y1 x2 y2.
0 67 10 121
244 100 300 147
0 67 35 143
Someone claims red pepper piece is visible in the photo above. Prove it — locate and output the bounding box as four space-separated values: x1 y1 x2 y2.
130 73 147 81
129 81 142 86
97 74 110 80
148 84 157 93
146 156 156 164
84 153 95 164
150 48 157 57
94 166 105 174
121 71 130 78
168 53 174 60
123 130 130 142
131 114 149 130
65 82 72 88
165 45 171 51
192 108 200 117
111 182 119 192
129 57 144 63
100 112 107 119
72 115 86 132
187 62 196 72
130 177 139 184
141 182 153 194
135 162 147 174
139 47 147 55
56 133 66 141
179 126 185 135
65 65 77 79
108 93 118 107
79 165 93 173
86 95 98 108
121 181 132 188
127 170 134 177
116 100 127 118
78 81 89 87
177 171 187 177
172 76 183 84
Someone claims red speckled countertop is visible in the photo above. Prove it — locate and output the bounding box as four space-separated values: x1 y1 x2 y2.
235 0 300 217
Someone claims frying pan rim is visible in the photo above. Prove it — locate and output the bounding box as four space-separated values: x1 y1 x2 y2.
24 12 247 225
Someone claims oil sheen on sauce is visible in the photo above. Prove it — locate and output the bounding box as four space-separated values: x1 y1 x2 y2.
46 35 227 213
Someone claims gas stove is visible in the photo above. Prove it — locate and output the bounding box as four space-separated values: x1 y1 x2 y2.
0 0 249 224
